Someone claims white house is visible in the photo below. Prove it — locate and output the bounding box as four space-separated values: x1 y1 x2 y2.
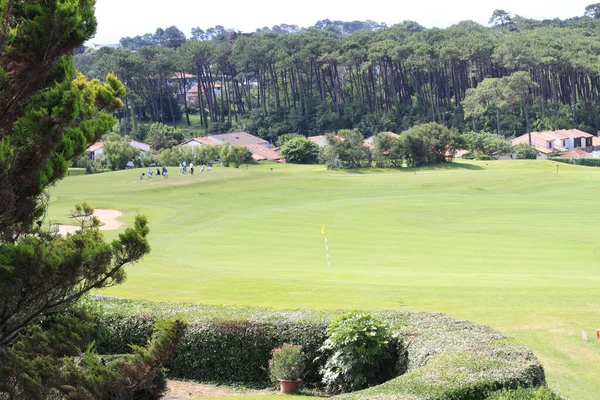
511 129 594 159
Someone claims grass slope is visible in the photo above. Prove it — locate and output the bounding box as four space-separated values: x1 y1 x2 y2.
50 160 600 399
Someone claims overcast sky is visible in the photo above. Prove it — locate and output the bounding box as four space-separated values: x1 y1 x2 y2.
92 0 593 44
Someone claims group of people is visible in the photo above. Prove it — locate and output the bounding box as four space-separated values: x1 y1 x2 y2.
139 161 214 181
140 166 169 180
179 160 213 175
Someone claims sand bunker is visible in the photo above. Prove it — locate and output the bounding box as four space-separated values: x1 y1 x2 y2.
55 209 125 235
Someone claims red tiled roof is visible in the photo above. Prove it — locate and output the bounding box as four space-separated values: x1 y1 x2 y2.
561 148 589 157
183 137 221 146
246 144 281 160
87 142 104 152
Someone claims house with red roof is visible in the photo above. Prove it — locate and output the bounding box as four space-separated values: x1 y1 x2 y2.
87 139 151 161
182 132 282 161
511 129 594 159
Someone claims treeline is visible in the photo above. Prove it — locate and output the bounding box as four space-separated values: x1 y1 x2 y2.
76 6 600 142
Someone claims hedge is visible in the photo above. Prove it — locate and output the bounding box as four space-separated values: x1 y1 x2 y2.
88 296 550 399
549 157 600 167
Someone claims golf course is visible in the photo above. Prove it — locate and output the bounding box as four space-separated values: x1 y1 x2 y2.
48 160 600 400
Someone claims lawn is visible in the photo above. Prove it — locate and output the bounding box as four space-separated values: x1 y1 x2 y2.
49 160 600 400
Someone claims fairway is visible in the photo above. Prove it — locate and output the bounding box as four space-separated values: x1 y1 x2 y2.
49 160 600 400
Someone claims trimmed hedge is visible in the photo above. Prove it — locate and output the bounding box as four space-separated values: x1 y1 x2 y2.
549 157 600 167
89 296 549 398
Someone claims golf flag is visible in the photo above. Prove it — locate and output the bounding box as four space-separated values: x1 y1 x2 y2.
321 224 331 266
321 224 326 234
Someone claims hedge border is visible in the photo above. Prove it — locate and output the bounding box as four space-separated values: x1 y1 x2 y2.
88 296 547 399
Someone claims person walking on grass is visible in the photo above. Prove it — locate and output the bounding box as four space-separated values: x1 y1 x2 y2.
162 166 168 178
179 162 183 174
183 160 187 174
207 161 212 173
190 162 194 175
147 168 152 180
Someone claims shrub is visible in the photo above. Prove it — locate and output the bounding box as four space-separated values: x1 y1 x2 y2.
89 298 547 398
514 143 538 159
268 343 305 382
550 157 600 167
319 313 394 394
485 387 561 399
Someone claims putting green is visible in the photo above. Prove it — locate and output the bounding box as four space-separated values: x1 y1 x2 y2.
49 160 600 400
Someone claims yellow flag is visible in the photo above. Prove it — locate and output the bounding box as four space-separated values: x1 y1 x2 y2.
321 224 326 234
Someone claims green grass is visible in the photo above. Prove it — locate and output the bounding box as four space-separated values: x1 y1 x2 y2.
48 160 600 400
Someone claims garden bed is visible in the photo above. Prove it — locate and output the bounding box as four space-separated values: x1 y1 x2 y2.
89 296 547 399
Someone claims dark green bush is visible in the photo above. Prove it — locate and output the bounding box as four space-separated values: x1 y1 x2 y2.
90 298 547 398
550 157 600 167
319 313 399 394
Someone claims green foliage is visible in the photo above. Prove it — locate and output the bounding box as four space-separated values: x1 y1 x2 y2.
145 122 184 150
220 145 252 168
158 145 221 166
514 143 538 159
322 130 371 169
268 343 305 382
485 387 561 400
276 133 306 147
102 133 140 170
90 298 547 398
549 157 600 167
461 131 513 159
372 132 403 167
401 123 457 166
70 202 100 231
280 137 320 164
319 313 392 394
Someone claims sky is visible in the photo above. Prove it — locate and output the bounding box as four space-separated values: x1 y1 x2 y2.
92 0 594 44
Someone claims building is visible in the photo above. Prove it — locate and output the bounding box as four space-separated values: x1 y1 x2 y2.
363 132 400 150
307 135 327 147
87 139 151 160
182 131 281 161
511 129 594 159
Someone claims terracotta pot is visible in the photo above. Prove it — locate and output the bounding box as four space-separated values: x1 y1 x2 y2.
279 379 302 394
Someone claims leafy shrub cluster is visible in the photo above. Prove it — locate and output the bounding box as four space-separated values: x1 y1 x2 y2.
90 297 551 398
319 313 400 394
549 156 600 167
268 343 305 382
485 387 562 400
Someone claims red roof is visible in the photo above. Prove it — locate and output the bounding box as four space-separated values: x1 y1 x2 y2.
87 142 104 152
246 144 282 161
183 137 221 146
561 148 589 157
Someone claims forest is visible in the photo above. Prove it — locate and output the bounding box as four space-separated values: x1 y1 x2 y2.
75 6 600 143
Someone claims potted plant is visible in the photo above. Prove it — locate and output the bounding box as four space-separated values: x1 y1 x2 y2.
268 343 305 394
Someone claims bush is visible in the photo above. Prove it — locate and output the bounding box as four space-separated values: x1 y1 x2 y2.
68 168 87 176
319 313 396 394
550 157 600 167
268 343 305 382
486 387 561 399
89 297 547 398
514 143 538 159
281 137 320 164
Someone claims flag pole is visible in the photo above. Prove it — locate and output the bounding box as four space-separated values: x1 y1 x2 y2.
321 224 331 267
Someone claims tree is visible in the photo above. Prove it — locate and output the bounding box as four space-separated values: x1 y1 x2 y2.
220 144 252 167
489 9 512 27
70 202 101 231
281 137 320 163
0 3 181 397
146 122 184 150
276 133 306 147
372 133 403 167
461 131 513 159
401 123 457 166
322 130 371 169
103 133 140 170
584 3 600 18
514 143 538 159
